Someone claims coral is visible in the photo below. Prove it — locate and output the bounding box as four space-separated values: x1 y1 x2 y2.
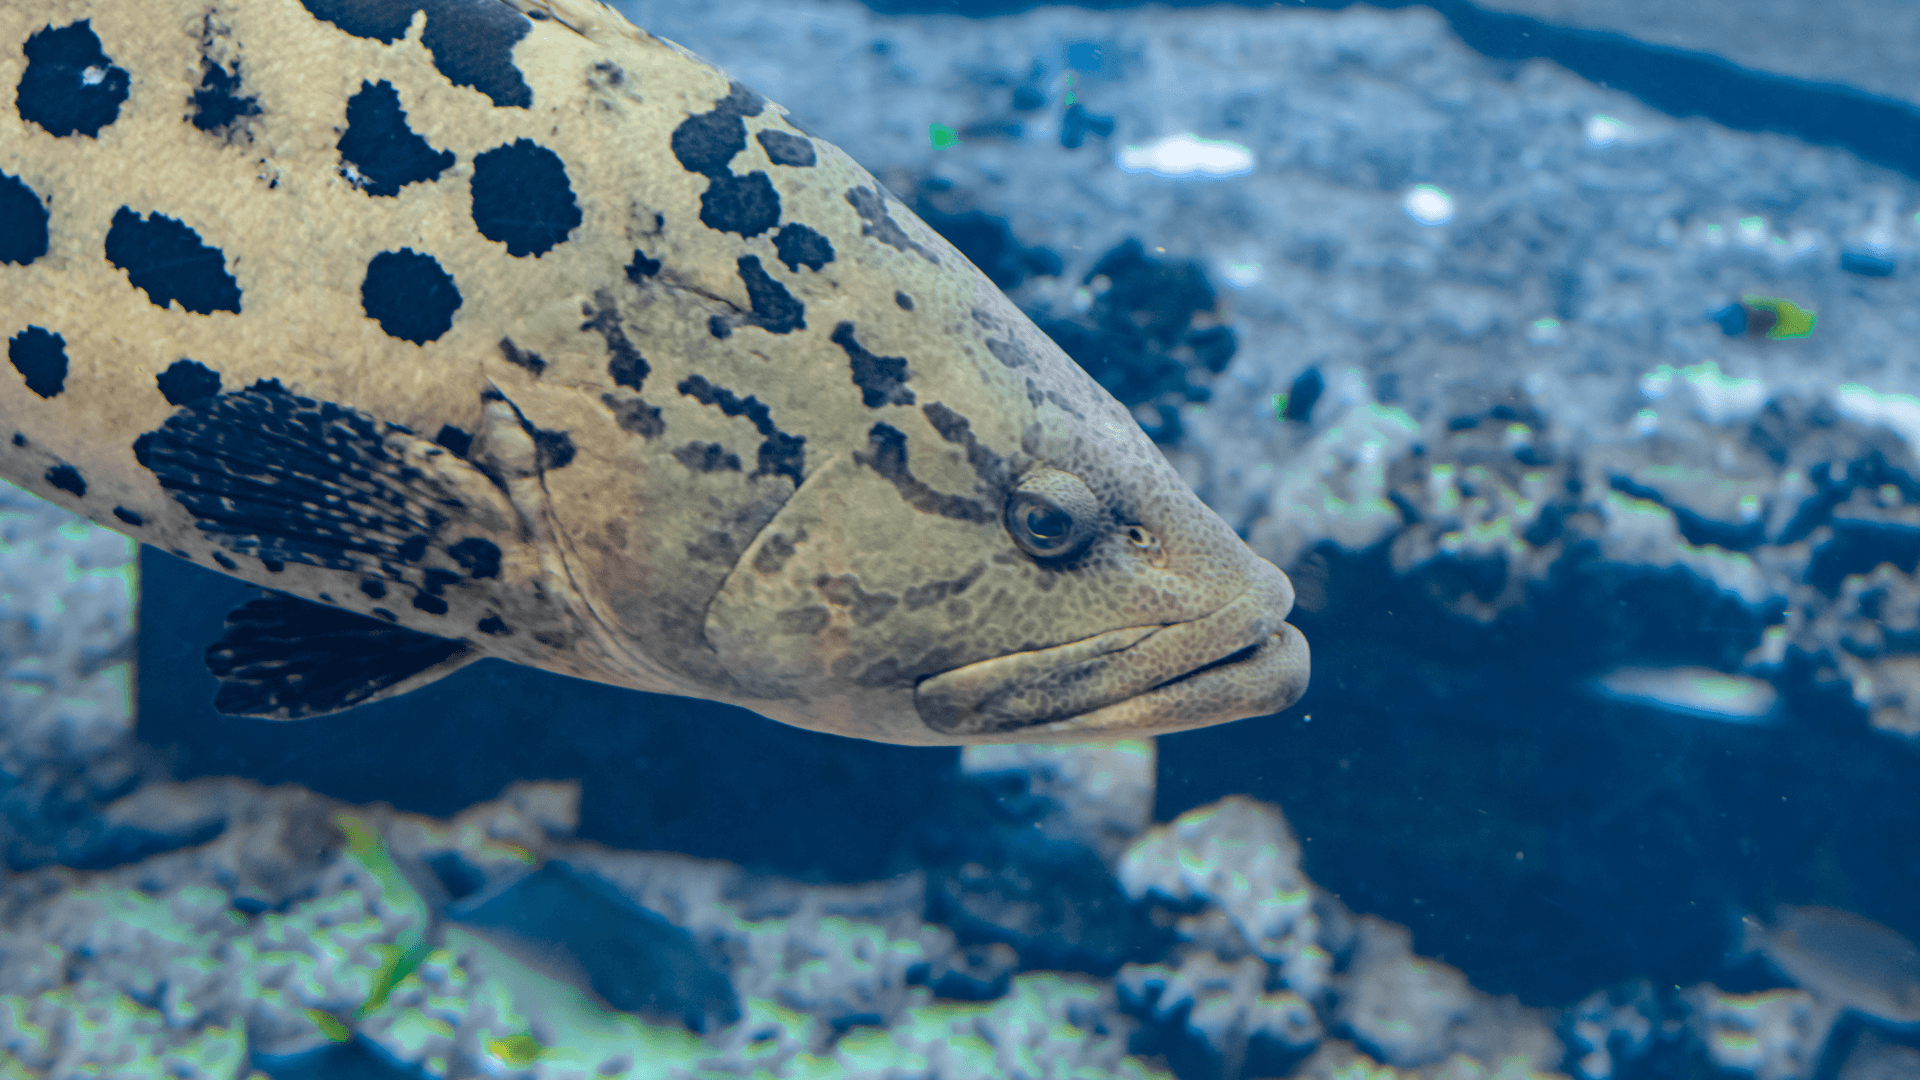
1563 982 1659 1080
1683 984 1839 1080
1119 796 1326 992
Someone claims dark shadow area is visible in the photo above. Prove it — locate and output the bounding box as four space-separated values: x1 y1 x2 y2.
1158 541 1920 1006
136 547 955 883
861 0 1920 183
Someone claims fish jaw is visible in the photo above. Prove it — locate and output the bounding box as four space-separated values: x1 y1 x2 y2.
912 561 1308 740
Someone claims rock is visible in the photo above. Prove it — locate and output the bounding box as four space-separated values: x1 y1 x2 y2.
1119 951 1320 1079
1684 983 1840 1080
958 740 1156 866
1565 981 1658 1080
1335 917 1561 1072
0 488 146 874
1118 796 1326 992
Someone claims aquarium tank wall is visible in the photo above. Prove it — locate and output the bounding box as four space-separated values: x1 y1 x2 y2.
1 0 1918 1078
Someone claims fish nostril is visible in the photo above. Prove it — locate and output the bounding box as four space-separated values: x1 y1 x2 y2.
1124 525 1166 566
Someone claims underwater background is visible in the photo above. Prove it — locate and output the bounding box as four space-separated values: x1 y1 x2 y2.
5 0 1920 1077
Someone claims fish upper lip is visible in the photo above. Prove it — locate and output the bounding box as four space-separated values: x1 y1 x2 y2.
913 575 1302 737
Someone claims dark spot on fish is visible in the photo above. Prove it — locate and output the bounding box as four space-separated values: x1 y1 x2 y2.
435 424 472 457
894 291 913 311
113 506 144 526
757 431 806 490
156 359 223 405
478 614 511 635
708 316 732 340
106 208 243 315
687 530 743 565
530 426 574 471
753 528 805 574
338 80 453 196
399 535 429 562
922 402 1008 490
213 551 238 570
361 579 388 598
448 537 500 579
625 249 662 281
985 337 1031 369
297 0 532 108
16 20 129 138
262 559 284 572
904 562 985 610
776 606 830 635
834 322 913 408
700 172 780 238
845 186 935 263
737 256 804 333
669 82 764 177
674 441 741 472
412 591 448 614
190 56 261 136
668 84 782 238
497 336 546 375
772 223 833 273
422 567 460 593
44 463 84 497
581 293 648 390
816 574 897 627
856 424 990 523
9 434 23 447
9 327 67 398
471 139 581 256
362 248 460 343
756 129 816 167
601 393 664 438
0 172 51 265
677 375 805 487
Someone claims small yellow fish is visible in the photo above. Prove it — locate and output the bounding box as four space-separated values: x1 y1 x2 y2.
0 0 1307 744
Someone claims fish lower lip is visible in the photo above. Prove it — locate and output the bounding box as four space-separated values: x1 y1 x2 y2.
913 581 1308 738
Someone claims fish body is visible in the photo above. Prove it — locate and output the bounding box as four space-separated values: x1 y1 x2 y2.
1587 665 1778 724
0 0 1308 744
1743 906 1920 1026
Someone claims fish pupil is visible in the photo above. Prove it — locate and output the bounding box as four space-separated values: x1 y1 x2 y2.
1025 505 1070 542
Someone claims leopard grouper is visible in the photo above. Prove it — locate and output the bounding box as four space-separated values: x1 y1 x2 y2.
0 0 1309 744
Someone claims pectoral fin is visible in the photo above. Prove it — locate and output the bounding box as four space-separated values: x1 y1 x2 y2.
208 593 479 719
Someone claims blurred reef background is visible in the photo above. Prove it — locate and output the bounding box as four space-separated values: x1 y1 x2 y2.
5 0 1920 1077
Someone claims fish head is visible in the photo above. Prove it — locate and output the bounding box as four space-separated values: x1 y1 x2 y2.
703 279 1308 745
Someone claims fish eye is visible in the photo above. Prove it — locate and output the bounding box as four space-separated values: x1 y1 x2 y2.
1007 468 1101 559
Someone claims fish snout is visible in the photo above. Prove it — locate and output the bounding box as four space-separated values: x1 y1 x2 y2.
913 557 1308 741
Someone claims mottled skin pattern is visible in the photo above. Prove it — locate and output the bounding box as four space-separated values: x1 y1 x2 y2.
0 0 1309 744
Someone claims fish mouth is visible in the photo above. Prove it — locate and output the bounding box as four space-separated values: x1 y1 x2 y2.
914 577 1309 740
